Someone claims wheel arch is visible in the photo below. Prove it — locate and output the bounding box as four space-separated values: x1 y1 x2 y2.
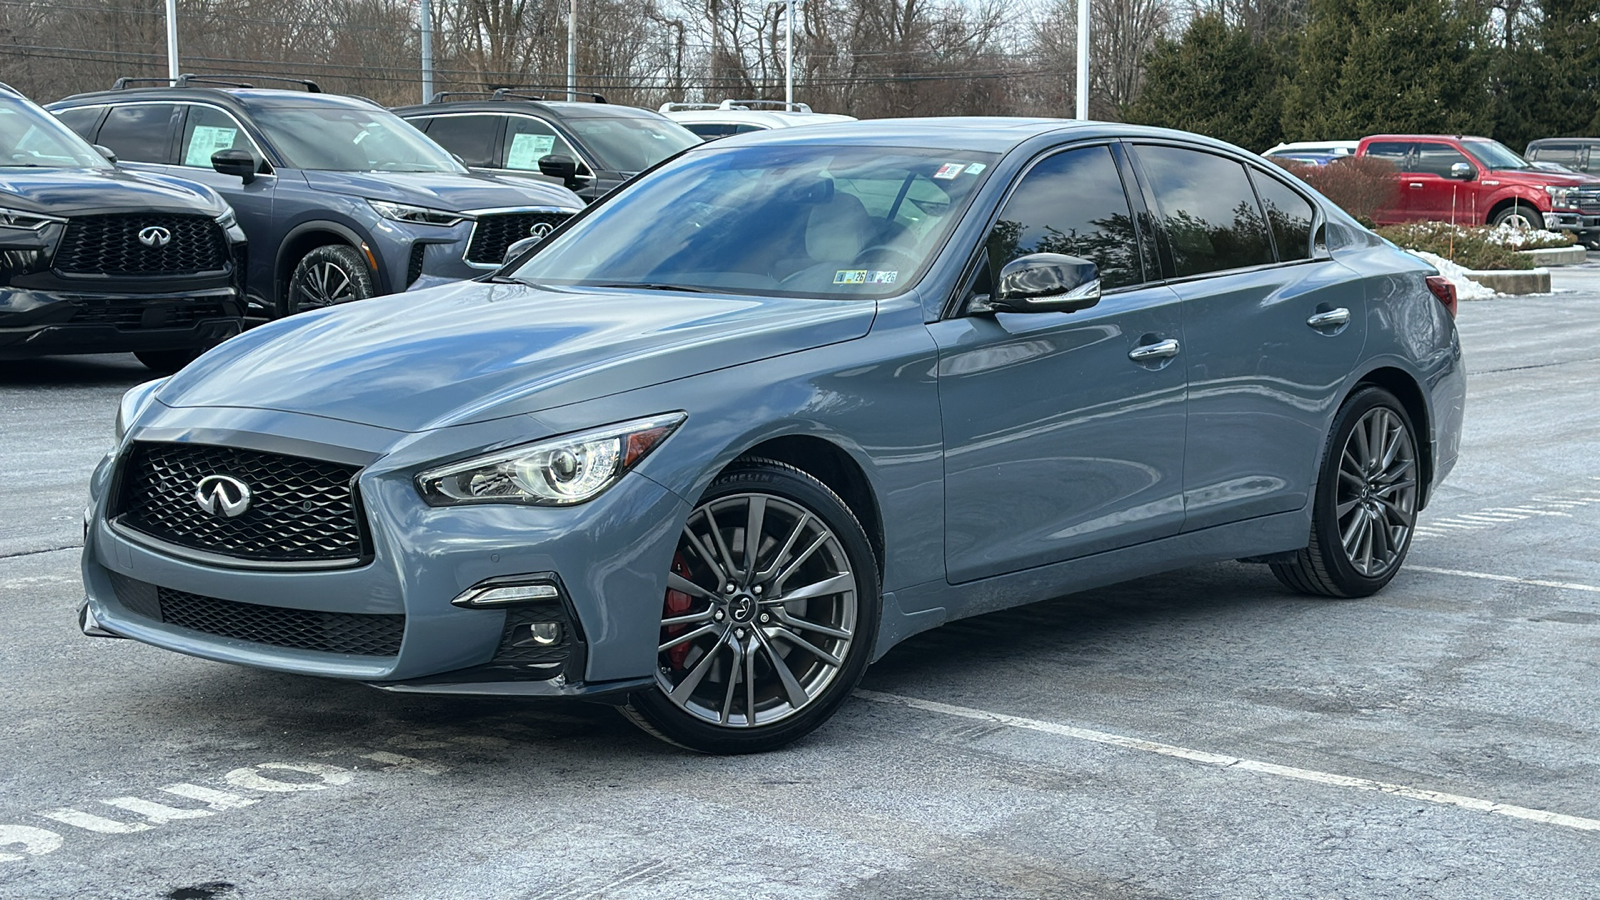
731 434 886 578
1486 192 1545 226
274 221 378 307
1349 365 1434 508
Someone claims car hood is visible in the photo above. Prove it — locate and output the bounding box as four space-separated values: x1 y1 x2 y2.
0 166 227 216
300 170 582 212
157 281 877 432
1490 168 1600 187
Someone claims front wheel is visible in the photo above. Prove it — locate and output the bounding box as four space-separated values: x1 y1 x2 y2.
281 245 374 317
1491 203 1543 231
621 459 880 753
1271 387 1421 598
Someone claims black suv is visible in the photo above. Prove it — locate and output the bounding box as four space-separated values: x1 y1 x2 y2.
0 83 245 370
393 89 700 204
49 76 583 318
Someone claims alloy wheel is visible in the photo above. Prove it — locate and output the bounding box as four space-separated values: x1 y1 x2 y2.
1335 406 1418 577
656 492 857 728
295 261 358 309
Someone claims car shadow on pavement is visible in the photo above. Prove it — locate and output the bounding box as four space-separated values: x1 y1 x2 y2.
0 353 149 386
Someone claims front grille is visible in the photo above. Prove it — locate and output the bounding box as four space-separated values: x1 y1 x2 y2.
111 573 403 656
117 442 366 564
71 301 228 329
465 212 571 265
54 214 227 276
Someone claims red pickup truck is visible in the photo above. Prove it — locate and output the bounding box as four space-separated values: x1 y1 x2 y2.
1355 134 1600 239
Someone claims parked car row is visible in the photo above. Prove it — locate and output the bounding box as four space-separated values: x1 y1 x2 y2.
1 76 856 370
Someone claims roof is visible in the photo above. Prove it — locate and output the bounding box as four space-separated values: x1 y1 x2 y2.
50 85 381 112
663 108 856 129
698 117 1094 152
391 98 674 121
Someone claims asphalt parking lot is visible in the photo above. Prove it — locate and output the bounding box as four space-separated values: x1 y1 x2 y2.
3 271 1599 900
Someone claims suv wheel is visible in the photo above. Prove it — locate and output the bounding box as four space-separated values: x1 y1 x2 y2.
282 245 374 316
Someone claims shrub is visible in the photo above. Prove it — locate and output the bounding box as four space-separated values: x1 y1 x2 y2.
1374 222 1535 270
1481 222 1576 250
1273 156 1398 226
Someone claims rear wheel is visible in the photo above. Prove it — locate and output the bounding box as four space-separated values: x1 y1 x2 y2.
1271 387 1420 598
621 459 880 753
281 245 373 316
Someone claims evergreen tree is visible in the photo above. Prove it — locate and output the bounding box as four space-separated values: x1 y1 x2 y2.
1281 0 1490 141
1123 14 1285 151
1491 0 1600 150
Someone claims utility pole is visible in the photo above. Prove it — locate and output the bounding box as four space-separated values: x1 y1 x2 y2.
419 0 434 103
784 0 795 108
164 0 178 84
1075 0 1089 119
567 0 578 101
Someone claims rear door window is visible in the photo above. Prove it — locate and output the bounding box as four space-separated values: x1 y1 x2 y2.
1134 144 1275 277
416 114 501 168
1249 171 1317 262
96 104 179 163
988 144 1144 289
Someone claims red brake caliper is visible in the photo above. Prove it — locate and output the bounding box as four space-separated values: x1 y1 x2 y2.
663 552 695 670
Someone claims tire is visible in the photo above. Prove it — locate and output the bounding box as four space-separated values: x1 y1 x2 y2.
1271 387 1421 598
134 349 201 373
621 458 881 753
281 244 374 317
1491 203 1543 231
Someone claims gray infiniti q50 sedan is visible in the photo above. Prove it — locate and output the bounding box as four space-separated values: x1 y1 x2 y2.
81 119 1465 753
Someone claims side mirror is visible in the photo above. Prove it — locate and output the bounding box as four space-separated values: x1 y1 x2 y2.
93 144 118 164
979 253 1102 314
502 235 544 265
537 154 584 188
1449 161 1475 180
211 149 258 184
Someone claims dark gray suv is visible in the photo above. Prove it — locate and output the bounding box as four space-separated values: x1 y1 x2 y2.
48 76 583 317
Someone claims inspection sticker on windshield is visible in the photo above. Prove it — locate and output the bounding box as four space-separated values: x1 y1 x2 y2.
965 163 987 174
835 270 898 285
934 163 965 180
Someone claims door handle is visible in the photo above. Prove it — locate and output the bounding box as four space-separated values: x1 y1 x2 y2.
1128 339 1180 361
1409 182 1424 189
1306 308 1350 329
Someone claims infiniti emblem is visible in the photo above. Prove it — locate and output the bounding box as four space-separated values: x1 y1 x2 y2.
138 225 172 248
194 474 252 518
528 222 553 239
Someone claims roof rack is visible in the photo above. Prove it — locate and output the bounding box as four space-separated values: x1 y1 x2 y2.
428 87 607 104
111 73 322 92
719 99 813 113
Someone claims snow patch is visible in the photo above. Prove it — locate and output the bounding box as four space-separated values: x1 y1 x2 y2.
1408 250 1499 300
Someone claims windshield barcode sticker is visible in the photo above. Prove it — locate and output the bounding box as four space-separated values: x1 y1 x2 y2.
834 270 898 285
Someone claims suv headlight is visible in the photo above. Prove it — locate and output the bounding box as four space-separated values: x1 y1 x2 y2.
115 378 167 442
1544 185 1576 209
417 412 686 507
368 200 466 227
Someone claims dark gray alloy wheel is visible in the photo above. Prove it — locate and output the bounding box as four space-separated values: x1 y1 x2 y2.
1272 387 1420 598
622 459 880 753
283 244 374 316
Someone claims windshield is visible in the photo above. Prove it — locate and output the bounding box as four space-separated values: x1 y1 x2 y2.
512 144 998 299
252 106 464 173
1464 139 1531 170
0 97 108 168
564 116 700 172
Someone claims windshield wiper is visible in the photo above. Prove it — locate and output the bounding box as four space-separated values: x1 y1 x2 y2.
588 281 709 293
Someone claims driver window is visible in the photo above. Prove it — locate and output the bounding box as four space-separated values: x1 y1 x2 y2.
1413 143 1471 176
987 145 1143 289
179 105 259 169
503 117 580 171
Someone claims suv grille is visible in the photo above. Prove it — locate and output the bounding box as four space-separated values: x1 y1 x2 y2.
465 212 572 265
54 214 227 276
1571 188 1600 215
71 301 228 329
117 442 366 564
111 574 403 656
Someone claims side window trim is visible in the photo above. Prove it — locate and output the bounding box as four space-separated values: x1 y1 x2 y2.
1126 140 1287 283
174 103 271 172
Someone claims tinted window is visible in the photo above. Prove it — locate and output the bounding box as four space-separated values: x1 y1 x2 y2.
503 116 579 170
1413 143 1472 176
1250 172 1316 262
179 105 260 168
417 114 500 167
1529 144 1580 166
96 104 178 163
1364 141 1411 163
563 115 700 172
52 105 104 142
686 123 736 139
1136 145 1274 277
987 145 1142 289
734 123 769 134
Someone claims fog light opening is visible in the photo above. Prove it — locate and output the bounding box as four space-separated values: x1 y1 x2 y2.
511 621 562 648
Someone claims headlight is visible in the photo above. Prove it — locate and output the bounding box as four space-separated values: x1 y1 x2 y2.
1544 185 1575 209
368 200 466 227
114 378 167 442
417 412 686 506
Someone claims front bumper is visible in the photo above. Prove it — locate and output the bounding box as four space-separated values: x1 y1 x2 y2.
81 405 688 696
1543 211 1600 234
0 285 243 359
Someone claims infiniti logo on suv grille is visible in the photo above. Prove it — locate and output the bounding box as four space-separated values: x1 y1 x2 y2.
194 475 252 518
137 225 172 248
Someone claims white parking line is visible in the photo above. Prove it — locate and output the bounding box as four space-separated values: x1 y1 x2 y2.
1405 566 1600 594
855 690 1600 834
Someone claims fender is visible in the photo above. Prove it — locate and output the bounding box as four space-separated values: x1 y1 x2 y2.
275 218 384 296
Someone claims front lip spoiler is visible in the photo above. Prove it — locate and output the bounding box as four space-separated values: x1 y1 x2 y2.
366 666 651 701
78 600 125 639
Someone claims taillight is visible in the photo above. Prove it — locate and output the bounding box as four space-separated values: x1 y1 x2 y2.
1426 275 1458 319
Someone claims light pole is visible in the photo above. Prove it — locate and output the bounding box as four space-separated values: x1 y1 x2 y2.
770 0 798 107
164 0 178 83
419 0 435 103
1075 0 1089 119
567 0 577 101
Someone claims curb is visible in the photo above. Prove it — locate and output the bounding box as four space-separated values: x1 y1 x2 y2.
1517 246 1586 266
1461 268 1551 297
